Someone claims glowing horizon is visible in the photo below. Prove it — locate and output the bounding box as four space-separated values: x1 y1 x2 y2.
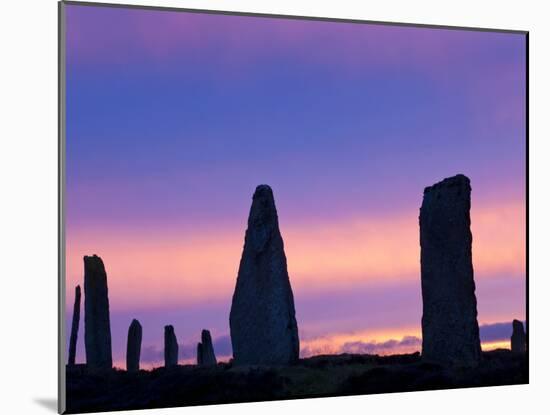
65 195 524 309
108 325 519 370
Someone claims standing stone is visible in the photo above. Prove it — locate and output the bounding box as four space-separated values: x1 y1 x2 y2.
68 285 81 366
126 319 142 372
197 329 217 366
420 175 481 366
84 255 113 369
164 325 178 367
511 319 526 353
230 185 299 365
196 343 204 365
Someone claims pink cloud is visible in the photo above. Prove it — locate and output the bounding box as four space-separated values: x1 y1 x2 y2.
65 195 525 311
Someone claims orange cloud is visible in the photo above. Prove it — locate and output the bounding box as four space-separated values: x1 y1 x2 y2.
299 319 515 357
285 198 525 287
66 197 525 310
481 340 512 351
300 326 421 357
110 328 512 369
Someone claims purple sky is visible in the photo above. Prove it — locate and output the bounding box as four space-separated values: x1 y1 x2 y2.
64 4 526 367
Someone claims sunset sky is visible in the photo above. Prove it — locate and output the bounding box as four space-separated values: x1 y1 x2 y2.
64 4 526 368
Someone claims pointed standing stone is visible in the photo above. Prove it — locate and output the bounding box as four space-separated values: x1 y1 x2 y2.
84 255 113 369
126 319 142 372
230 185 299 366
420 175 481 366
197 329 217 366
68 285 81 366
164 325 178 367
511 319 526 353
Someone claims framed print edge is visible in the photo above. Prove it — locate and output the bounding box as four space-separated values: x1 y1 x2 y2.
58 1 67 413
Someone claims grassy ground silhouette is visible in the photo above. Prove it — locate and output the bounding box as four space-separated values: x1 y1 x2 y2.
66 349 527 413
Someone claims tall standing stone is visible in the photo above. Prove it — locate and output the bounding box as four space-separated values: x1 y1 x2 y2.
197 329 217 366
420 175 481 366
511 319 526 353
230 185 299 365
84 255 113 369
126 319 142 372
197 343 204 365
68 285 81 366
164 325 178 367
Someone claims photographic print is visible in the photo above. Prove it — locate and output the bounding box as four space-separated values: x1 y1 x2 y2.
59 1 527 413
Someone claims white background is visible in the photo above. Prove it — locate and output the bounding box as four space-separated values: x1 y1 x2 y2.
0 0 546 414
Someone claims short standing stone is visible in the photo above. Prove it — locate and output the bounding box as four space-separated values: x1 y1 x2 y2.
420 175 481 366
164 325 178 367
230 185 300 365
68 285 81 366
126 319 142 372
197 329 217 366
84 255 113 369
511 319 526 353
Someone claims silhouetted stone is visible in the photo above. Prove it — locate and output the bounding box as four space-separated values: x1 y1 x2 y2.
511 319 526 353
126 319 142 372
84 255 113 369
68 285 81 366
420 175 481 366
197 329 217 366
164 325 178 367
230 185 299 365
197 343 203 365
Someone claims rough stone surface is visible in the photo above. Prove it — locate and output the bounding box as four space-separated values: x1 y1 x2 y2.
84 255 113 369
68 285 81 366
420 175 481 366
164 325 178 367
197 329 217 366
229 185 299 366
511 319 526 353
196 343 203 365
126 319 142 372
